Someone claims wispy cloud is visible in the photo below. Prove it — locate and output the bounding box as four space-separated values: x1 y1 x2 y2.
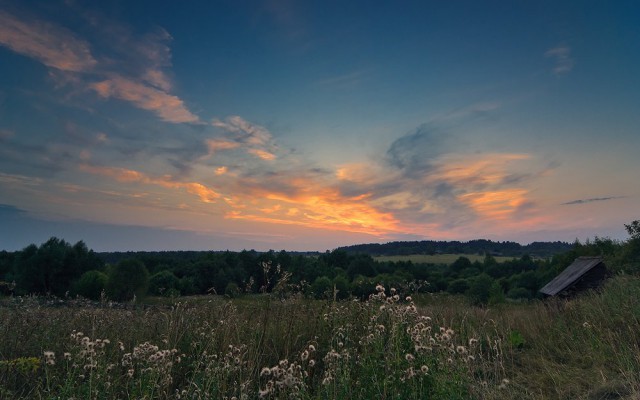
91 76 199 123
0 10 96 72
212 116 272 146
79 164 220 203
545 45 574 75
561 196 623 205
211 116 277 160
0 8 199 124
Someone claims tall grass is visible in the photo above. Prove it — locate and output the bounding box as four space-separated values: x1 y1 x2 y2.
0 275 639 399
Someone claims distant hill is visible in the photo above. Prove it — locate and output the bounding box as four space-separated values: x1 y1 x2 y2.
337 239 572 259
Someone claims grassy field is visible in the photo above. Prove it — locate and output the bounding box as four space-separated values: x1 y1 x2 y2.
374 253 515 264
1 275 639 399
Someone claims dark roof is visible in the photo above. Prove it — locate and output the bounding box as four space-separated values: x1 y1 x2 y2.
539 256 605 296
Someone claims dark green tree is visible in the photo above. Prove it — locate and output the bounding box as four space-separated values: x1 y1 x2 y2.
310 276 333 299
447 278 469 294
466 274 494 306
148 270 179 296
106 259 149 301
73 270 108 300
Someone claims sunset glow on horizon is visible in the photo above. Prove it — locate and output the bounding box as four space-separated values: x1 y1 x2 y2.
1 1 639 251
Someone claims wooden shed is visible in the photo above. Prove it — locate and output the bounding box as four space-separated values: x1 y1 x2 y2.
539 256 609 297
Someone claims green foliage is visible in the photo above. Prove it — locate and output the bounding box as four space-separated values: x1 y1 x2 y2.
488 281 505 305
224 282 241 298
506 287 532 300
332 275 350 299
447 279 469 294
12 238 104 296
465 274 494 306
450 256 471 273
508 330 526 349
310 276 332 299
72 270 108 300
625 220 640 240
148 270 179 296
106 259 149 301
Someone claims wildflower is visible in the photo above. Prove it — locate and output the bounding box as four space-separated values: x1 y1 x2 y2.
583 321 591 328
405 296 412 302
308 344 316 352
420 365 429 374
456 345 467 354
260 367 271 376
301 350 309 361
469 338 478 346
309 359 315 367
405 353 415 362
63 352 71 360
375 284 384 293
43 351 56 365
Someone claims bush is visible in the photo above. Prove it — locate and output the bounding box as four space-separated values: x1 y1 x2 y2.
72 270 108 300
224 282 241 298
311 276 332 299
466 274 494 306
105 259 149 302
507 287 532 300
148 270 179 296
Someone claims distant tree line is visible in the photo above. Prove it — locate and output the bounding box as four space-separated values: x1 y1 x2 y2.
1 222 639 305
338 239 573 258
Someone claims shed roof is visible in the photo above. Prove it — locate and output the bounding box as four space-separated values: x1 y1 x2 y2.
539 256 605 296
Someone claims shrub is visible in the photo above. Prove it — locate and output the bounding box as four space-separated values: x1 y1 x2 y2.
72 270 108 300
105 259 149 301
148 270 179 296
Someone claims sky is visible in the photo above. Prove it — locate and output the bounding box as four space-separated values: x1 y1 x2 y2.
0 0 639 252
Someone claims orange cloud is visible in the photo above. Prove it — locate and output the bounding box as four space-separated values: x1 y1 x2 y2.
91 76 198 123
225 181 400 236
215 166 228 175
459 189 529 220
0 10 96 72
206 139 240 154
433 153 530 186
80 164 219 203
248 148 276 160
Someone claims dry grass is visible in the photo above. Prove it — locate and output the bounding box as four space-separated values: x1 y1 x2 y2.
1 275 639 399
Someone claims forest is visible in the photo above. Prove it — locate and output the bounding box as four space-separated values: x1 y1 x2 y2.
1 224 638 305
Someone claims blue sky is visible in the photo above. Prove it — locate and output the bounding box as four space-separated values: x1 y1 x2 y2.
0 0 639 251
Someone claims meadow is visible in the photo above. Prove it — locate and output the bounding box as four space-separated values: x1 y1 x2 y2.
1 274 639 399
373 254 515 265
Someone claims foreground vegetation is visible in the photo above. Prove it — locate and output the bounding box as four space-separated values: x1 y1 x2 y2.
1 275 639 399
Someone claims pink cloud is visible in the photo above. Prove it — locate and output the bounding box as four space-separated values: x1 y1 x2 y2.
0 10 96 72
91 76 199 123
